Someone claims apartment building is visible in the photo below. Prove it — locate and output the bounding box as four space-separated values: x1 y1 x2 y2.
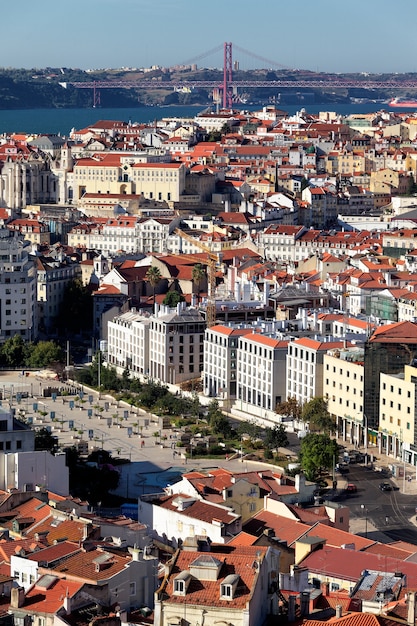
107 310 151 376
323 346 365 445
257 225 306 262
35 255 81 335
286 337 353 406
379 365 417 463
236 332 288 421
204 325 252 399
0 230 37 343
149 303 206 385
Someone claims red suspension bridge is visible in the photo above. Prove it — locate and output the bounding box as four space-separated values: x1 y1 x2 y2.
60 42 417 108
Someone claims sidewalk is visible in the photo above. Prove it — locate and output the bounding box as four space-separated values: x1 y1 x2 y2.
337 439 417 496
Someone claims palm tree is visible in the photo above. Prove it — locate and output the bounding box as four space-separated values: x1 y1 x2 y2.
146 266 162 311
192 263 205 304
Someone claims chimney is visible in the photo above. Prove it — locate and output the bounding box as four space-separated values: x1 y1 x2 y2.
321 581 330 597
336 605 343 618
300 591 310 616
408 591 416 626
10 587 25 609
63 594 72 615
288 595 296 622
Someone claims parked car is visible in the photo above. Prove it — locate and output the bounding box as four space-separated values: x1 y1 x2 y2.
335 464 349 475
379 482 392 492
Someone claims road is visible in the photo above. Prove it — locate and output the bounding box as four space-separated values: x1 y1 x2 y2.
334 463 417 543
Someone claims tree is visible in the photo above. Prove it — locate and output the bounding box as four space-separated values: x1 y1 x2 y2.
35 427 59 453
56 278 93 335
25 341 64 368
207 400 231 437
163 291 184 307
276 397 302 422
301 397 336 435
0 335 28 367
192 263 205 303
146 266 162 310
299 433 339 481
264 424 289 450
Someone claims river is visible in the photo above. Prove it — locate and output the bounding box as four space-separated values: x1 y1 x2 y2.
0 102 414 136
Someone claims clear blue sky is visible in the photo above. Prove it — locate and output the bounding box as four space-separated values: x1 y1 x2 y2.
3 0 417 74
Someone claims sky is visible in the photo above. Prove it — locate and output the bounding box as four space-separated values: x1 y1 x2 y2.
2 0 417 74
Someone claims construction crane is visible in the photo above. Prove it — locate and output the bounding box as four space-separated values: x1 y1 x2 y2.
174 228 218 327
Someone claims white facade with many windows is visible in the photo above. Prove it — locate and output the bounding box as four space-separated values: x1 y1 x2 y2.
0 230 36 343
236 333 288 421
286 337 352 406
203 325 251 399
107 310 151 376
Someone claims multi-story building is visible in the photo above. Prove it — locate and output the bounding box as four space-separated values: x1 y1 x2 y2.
286 337 354 406
379 364 417 464
323 346 365 445
35 255 82 335
153 545 280 626
203 325 252 399
236 332 288 421
107 310 151 376
0 229 37 343
149 303 205 385
364 321 417 433
70 156 186 204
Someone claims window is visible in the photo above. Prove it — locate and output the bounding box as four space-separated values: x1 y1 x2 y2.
221 584 232 599
174 580 184 594
130 582 136 596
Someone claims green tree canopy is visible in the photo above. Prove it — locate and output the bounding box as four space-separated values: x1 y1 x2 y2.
26 341 64 368
301 396 336 434
299 433 339 481
192 263 206 303
276 397 302 421
163 291 185 307
146 266 162 308
264 424 289 450
207 400 232 437
0 335 28 367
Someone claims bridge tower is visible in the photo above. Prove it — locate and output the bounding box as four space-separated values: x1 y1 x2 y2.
222 42 233 109
93 82 101 108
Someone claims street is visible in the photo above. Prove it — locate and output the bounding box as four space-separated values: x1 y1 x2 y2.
333 462 417 543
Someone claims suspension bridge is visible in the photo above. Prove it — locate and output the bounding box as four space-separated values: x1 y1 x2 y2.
60 42 417 108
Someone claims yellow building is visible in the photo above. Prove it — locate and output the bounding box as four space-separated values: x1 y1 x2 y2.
323 347 365 447
69 154 186 203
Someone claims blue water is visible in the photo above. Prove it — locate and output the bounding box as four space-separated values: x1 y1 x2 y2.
0 102 413 136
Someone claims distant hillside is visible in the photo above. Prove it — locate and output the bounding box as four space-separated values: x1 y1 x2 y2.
0 67 416 109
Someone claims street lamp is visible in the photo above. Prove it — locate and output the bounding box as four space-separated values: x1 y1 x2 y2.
361 504 368 538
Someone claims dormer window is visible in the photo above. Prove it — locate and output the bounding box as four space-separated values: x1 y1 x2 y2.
174 579 185 595
220 574 240 600
220 583 233 599
173 571 192 596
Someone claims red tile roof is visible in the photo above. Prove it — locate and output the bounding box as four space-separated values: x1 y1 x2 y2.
162 547 267 609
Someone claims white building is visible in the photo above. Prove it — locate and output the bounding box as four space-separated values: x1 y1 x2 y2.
107 310 151 376
138 492 242 548
236 332 288 422
203 325 252 399
0 230 37 343
286 337 354 406
0 450 69 495
107 303 206 386
0 406 34 455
